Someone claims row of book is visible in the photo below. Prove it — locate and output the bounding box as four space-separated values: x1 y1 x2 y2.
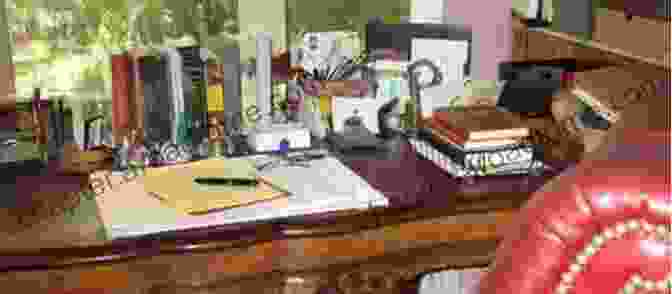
409 106 546 178
110 46 209 149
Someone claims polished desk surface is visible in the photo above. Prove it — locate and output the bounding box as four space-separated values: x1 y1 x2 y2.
0 132 571 274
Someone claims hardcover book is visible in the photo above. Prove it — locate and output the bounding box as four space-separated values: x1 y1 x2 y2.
418 126 534 169
425 119 521 150
139 55 174 145
127 49 146 138
176 46 208 147
432 106 530 142
111 54 131 144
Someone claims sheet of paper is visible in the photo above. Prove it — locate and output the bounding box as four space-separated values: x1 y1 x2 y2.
411 38 469 117
251 155 388 208
96 156 388 239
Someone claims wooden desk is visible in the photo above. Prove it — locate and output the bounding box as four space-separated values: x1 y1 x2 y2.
0 135 566 293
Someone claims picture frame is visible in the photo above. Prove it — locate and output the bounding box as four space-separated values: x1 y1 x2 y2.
331 96 388 134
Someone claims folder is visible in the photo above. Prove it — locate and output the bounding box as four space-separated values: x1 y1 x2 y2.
140 158 289 215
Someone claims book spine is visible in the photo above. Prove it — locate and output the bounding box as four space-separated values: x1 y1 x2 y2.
127 49 145 139
427 118 467 145
432 113 530 141
177 46 208 147
427 131 468 164
468 127 530 141
463 138 520 150
409 137 539 177
426 134 534 168
111 54 131 145
432 115 469 142
140 57 172 144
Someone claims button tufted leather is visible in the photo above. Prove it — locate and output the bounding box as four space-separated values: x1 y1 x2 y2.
478 94 671 294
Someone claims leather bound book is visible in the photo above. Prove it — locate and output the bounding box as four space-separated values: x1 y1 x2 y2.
432 106 530 142
572 64 670 123
425 119 467 146
426 119 521 150
111 54 131 144
127 49 146 139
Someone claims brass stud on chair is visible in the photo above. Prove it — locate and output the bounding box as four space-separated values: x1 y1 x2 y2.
555 216 671 294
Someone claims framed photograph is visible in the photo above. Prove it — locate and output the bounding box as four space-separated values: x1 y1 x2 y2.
331 97 387 134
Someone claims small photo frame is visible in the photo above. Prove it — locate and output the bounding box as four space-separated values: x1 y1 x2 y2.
331 97 387 134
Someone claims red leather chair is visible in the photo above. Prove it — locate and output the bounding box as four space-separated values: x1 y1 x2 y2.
478 99 671 294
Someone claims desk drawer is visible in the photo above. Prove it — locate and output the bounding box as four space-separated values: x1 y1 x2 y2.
594 8 670 67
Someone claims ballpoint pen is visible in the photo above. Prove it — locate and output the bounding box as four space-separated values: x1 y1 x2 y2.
193 177 258 186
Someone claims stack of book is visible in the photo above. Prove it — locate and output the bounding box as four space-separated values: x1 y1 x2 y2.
409 106 546 177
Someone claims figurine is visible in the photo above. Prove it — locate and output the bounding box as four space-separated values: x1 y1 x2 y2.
378 97 402 138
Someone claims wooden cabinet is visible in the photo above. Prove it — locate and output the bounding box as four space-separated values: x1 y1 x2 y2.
594 8 670 67
571 43 633 65
526 31 576 60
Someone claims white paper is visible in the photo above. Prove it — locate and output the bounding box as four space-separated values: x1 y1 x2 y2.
97 156 388 239
252 155 388 210
411 38 469 117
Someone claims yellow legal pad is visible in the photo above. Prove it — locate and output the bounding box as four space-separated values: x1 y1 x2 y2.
140 158 289 215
